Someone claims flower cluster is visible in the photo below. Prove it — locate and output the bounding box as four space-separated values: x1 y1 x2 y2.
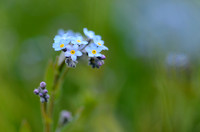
34 81 50 103
52 28 108 68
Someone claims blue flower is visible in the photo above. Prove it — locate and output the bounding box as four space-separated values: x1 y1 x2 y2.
53 39 70 51
58 29 65 36
93 35 108 50
54 30 76 43
65 45 83 61
71 36 88 45
85 43 102 57
83 28 95 39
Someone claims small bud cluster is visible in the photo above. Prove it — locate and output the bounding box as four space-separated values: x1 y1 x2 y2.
34 81 50 103
89 55 106 68
52 28 108 68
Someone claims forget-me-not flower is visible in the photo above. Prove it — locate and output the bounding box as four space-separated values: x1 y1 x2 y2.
53 39 70 51
52 28 108 68
85 43 102 57
93 36 108 50
83 28 95 39
54 30 75 43
71 36 88 45
65 45 82 61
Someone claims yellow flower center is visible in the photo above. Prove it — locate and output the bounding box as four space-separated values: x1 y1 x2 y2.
60 44 65 48
70 50 75 54
77 40 81 43
92 50 97 54
98 42 102 46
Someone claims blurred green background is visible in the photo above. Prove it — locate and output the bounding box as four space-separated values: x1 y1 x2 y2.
1 0 200 131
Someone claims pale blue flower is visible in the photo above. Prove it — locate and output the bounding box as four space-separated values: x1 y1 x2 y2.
71 36 88 45
93 36 108 50
54 30 75 43
85 43 102 57
53 39 70 51
83 28 95 39
65 45 82 61
58 29 65 36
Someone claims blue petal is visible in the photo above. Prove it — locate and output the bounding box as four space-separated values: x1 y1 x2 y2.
82 41 88 45
90 43 97 48
85 46 92 52
54 35 62 43
71 40 77 44
95 53 102 57
102 45 108 50
100 40 104 45
88 53 94 57
66 45 72 50
83 28 88 35
73 45 79 49
58 29 65 35
71 55 77 61
76 51 82 56
97 47 103 52
95 35 101 40
65 51 71 57
55 47 61 51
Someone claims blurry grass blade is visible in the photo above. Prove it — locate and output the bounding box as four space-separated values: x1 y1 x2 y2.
19 120 31 132
44 60 54 93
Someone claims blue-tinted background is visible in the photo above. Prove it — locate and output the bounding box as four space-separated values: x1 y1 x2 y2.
1 0 200 131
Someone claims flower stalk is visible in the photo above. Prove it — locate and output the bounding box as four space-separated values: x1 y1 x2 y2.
34 28 108 132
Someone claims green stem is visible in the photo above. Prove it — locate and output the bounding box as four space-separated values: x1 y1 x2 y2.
41 102 50 132
47 59 69 131
40 52 70 132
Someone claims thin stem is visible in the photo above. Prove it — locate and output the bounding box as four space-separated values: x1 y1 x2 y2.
41 52 70 132
44 58 69 131
80 39 92 51
41 102 50 132
49 67 69 117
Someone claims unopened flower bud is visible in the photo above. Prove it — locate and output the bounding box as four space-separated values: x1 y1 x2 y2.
43 89 48 94
40 97 45 103
39 93 43 97
40 81 46 89
101 55 106 60
46 94 50 99
34 89 39 95
98 61 103 66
